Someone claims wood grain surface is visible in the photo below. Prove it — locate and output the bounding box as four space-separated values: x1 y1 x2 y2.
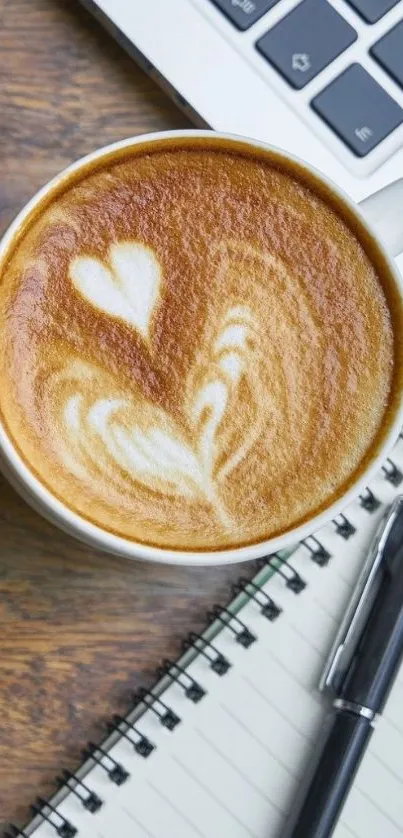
0 2 251 830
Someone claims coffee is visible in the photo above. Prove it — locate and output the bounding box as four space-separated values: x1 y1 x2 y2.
0 138 399 551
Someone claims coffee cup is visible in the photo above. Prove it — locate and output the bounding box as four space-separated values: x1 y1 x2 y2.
0 130 403 565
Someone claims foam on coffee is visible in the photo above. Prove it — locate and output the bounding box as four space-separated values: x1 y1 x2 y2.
0 139 399 550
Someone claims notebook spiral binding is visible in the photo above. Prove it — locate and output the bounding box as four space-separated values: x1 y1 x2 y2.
82 743 130 785
7 476 390 838
182 631 232 674
56 772 103 814
31 799 77 838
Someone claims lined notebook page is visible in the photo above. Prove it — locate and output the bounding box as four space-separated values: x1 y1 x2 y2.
25 439 403 838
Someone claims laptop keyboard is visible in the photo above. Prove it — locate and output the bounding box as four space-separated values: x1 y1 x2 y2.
343 0 400 24
256 0 357 89
371 19 403 87
208 0 403 159
312 63 403 155
210 0 280 28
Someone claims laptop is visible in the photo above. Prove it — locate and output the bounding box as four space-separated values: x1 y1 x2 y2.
79 0 403 271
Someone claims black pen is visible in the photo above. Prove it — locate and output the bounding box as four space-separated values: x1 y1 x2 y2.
281 495 403 838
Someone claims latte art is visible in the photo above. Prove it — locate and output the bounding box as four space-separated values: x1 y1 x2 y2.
70 242 161 338
53 294 258 532
0 139 398 550
48 241 320 534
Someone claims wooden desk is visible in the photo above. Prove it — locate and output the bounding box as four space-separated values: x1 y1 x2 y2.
0 2 249 829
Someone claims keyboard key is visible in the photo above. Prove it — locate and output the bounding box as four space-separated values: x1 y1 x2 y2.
256 0 356 89
344 0 400 23
371 20 403 89
209 0 280 30
311 64 403 156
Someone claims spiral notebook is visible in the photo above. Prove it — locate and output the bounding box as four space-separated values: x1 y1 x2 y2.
7 441 403 838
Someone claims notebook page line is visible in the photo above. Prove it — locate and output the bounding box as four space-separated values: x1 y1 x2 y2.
171 754 260 838
364 749 403 795
369 718 403 781
379 711 403 737
171 724 283 833
260 628 325 690
147 780 207 838
240 673 314 744
122 807 156 838
218 700 299 779
238 647 326 740
351 783 403 834
337 823 360 838
354 753 403 828
339 785 403 838
221 673 313 775
194 725 285 813
121 772 208 838
99 744 256 838
126 771 207 838
287 597 338 655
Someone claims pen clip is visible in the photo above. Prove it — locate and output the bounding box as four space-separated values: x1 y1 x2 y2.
320 496 403 695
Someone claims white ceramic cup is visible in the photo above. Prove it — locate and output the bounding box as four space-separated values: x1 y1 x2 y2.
1 130 403 566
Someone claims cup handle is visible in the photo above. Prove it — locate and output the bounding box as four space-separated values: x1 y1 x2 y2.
359 178 403 259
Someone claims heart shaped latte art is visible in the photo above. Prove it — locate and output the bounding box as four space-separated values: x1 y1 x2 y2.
47 238 322 538
70 242 161 339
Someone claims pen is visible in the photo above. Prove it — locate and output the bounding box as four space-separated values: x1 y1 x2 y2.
281 495 403 838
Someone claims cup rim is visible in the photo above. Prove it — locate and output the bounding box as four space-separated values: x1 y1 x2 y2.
1 128 402 566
